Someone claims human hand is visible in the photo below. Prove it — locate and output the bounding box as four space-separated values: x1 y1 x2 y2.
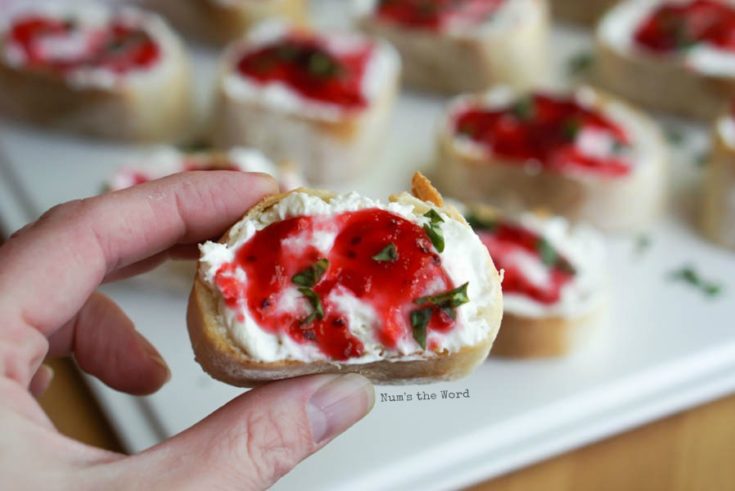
0 172 375 490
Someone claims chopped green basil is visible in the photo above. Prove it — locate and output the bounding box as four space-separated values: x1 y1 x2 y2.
511 96 535 121
562 118 581 141
537 238 558 268
423 209 445 253
292 258 329 288
669 265 724 299
464 214 497 232
372 243 398 262
665 127 685 145
635 234 651 256
567 52 594 77
415 282 470 309
298 287 324 324
410 308 432 349
307 52 341 78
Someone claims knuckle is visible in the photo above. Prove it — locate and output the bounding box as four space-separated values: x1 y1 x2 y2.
239 405 313 486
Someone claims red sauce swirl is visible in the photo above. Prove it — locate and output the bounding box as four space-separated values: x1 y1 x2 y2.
214 209 456 360
453 93 632 177
375 0 504 31
7 14 160 75
236 35 372 110
633 0 735 54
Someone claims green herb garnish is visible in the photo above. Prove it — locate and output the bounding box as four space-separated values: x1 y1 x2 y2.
415 282 470 309
410 308 432 349
537 238 558 267
669 265 724 299
422 209 445 253
665 127 685 145
372 243 398 263
292 258 329 287
567 52 594 77
307 52 341 78
511 96 535 121
562 118 581 141
298 287 324 324
464 214 497 232
635 234 651 256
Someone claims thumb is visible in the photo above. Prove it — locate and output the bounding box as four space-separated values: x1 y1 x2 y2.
126 374 374 490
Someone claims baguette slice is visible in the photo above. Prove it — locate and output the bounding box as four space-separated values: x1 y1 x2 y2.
462 204 607 358
107 146 304 193
0 3 192 142
356 0 550 94
188 173 503 386
212 22 400 184
702 110 735 250
595 0 735 120
435 86 668 232
145 0 308 46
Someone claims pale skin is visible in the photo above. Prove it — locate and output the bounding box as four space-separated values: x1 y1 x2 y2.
0 172 375 490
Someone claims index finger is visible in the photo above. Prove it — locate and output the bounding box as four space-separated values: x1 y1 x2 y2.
0 171 276 337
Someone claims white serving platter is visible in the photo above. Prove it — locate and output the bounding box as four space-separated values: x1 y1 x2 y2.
1 2 735 490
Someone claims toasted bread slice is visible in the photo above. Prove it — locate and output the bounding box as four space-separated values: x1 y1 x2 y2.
436 86 667 232
187 174 503 386
0 4 192 142
462 204 607 358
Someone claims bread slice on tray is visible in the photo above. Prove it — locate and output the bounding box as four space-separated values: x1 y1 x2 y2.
0 1 192 141
212 21 400 184
356 0 550 93
596 0 735 120
435 85 668 232
462 203 607 358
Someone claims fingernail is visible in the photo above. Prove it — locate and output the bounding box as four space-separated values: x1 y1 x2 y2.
307 374 375 444
140 338 171 383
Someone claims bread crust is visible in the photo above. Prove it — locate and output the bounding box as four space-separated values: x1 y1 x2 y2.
358 0 549 93
595 7 735 120
146 0 308 46
187 178 503 386
490 307 603 358
147 0 307 46
701 117 735 250
0 17 192 142
552 0 619 26
435 87 668 232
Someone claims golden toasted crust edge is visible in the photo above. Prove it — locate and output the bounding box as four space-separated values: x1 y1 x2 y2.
187 178 503 386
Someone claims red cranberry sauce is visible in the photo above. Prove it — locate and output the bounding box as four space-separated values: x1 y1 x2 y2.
469 216 575 304
214 209 457 360
634 0 735 53
7 14 160 75
236 34 372 109
453 93 632 177
375 0 504 31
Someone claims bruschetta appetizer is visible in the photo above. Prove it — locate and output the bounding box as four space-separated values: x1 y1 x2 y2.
0 2 191 141
436 86 668 232
187 173 504 385
107 146 304 192
212 22 400 184
596 0 735 119
356 0 550 93
464 204 607 358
